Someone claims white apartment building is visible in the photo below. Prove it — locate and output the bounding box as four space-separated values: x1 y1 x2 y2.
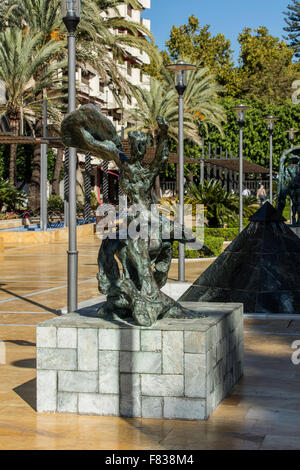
71 1 152 204
76 0 151 133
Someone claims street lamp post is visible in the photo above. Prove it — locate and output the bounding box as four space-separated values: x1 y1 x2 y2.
166 61 197 282
286 128 298 149
62 0 81 313
264 116 279 205
40 99 48 231
231 104 251 233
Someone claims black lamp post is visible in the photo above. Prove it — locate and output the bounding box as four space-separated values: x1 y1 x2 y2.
62 0 81 313
264 116 279 205
166 60 197 282
231 104 251 233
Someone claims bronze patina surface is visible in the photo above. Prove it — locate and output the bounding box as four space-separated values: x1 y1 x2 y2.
61 104 205 326
276 146 300 225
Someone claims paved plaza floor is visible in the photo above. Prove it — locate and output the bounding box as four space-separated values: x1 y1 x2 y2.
0 235 300 450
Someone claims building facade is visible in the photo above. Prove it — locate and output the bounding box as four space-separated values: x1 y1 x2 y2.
74 0 152 204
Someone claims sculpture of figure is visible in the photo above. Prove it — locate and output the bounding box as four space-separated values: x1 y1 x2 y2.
61 104 204 326
276 146 300 225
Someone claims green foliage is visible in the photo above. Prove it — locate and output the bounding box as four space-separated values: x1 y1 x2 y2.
283 198 292 221
205 227 239 241
202 235 224 257
47 194 64 214
238 26 299 103
0 179 27 210
172 241 201 259
0 145 56 184
90 191 99 211
0 26 66 124
197 97 300 172
77 200 84 216
125 65 226 146
185 180 258 227
172 235 224 259
164 16 300 103
166 15 233 71
283 0 300 59
1 0 159 105
47 148 57 183
185 179 239 227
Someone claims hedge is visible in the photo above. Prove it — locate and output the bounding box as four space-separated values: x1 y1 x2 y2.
205 227 239 241
172 235 224 259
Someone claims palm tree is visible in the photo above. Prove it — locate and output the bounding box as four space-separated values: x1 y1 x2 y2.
186 180 239 227
0 27 65 185
122 77 173 140
1 0 159 102
123 63 226 146
1 0 159 207
186 180 258 227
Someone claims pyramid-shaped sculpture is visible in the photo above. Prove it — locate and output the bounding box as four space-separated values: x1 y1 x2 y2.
180 202 300 314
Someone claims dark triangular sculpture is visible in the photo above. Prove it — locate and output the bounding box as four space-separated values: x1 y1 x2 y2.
180 202 300 314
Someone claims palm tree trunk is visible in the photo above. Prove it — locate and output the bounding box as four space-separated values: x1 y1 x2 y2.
28 120 42 212
155 175 161 199
9 118 19 186
52 148 64 196
28 143 42 212
9 144 17 185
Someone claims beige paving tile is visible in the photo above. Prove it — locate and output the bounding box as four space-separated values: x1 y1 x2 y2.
0 235 299 450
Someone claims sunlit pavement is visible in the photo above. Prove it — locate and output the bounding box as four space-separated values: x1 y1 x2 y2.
0 235 300 450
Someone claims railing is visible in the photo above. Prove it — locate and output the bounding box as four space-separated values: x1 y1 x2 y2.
161 181 176 196
161 179 270 197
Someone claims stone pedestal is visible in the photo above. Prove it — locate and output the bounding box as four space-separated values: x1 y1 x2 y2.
36 301 244 420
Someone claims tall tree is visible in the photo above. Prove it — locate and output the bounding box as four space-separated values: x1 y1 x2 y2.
165 15 242 97
0 27 65 185
0 0 160 208
124 65 226 146
166 15 233 70
284 0 300 59
238 26 299 103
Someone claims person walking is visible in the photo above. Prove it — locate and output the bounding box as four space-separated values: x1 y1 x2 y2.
257 184 266 207
242 187 251 197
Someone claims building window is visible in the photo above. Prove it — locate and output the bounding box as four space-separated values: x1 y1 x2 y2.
127 4 133 17
140 70 143 83
81 71 90 85
99 81 105 93
127 61 132 77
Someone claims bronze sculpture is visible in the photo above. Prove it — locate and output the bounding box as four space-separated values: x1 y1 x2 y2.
276 146 300 225
61 104 204 326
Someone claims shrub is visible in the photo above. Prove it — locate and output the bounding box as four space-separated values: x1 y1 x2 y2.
172 236 224 259
0 180 27 210
205 227 239 241
47 195 64 214
201 236 224 258
77 200 84 216
172 241 201 259
90 191 99 211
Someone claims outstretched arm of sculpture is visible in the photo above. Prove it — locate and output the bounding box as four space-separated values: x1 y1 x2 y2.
276 147 300 213
149 117 169 173
61 104 124 166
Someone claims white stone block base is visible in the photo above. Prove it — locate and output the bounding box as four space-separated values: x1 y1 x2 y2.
36 301 244 420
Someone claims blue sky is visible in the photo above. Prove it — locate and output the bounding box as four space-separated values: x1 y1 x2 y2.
143 0 289 63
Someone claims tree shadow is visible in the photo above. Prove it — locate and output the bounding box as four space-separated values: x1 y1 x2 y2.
13 378 36 411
